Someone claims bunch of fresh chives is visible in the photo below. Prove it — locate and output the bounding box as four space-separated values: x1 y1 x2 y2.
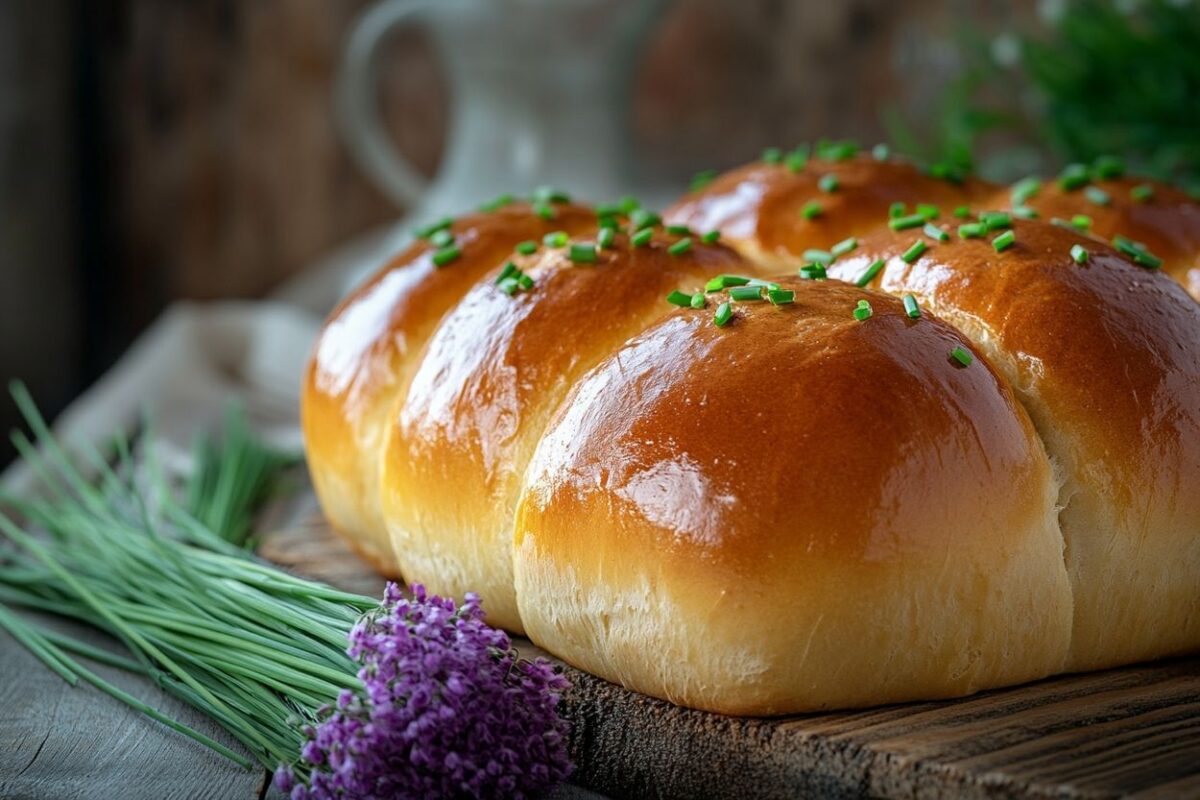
0 383 375 772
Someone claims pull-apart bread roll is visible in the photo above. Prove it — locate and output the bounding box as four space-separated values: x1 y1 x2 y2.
671 161 1200 675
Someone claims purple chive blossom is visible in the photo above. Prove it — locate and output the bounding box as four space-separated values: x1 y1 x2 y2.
274 584 572 800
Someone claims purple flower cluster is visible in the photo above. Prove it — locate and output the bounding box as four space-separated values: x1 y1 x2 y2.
274 584 572 800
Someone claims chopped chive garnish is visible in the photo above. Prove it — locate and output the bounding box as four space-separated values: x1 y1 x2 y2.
667 290 692 307
569 243 597 263
799 264 827 280
597 215 620 230
1058 163 1090 190
714 302 734 327
1113 235 1163 269
701 230 721 244
923 223 950 243
595 203 622 217
496 261 519 283
949 346 973 367
432 245 461 267
415 216 454 239
498 276 520 296
992 230 1016 252
785 148 808 172
1071 214 1092 230
958 222 987 238
889 213 926 231
872 143 890 161
1131 184 1154 203
902 294 920 318
516 240 538 255
631 228 653 247
533 202 556 220
479 193 515 212
889 201 906 219
954 205 971 218
855 259 885 287
690 292 707 309
666 225 691 236
430 228 455 248
730 285 763 302
818 174 839 193
747 277 781 290
800 200 823 219
543 231 568 247
817 140 858 161
1013 205 1040 219
853 299 873 321
1070 244 1089 264
705 274 751 291
1092 155 1125 180
803 248 834 265
767 288 795 305
917 203 940 221
532 186 571 204
630 209 661 230
901 240 927 263
1084 186 1111 206
668 237 693 256
762 147 783 164
691 170 718 192
1010 176 1042 206
980 211 1012 230
831 237 858 258
618 195 641 214
518 273 534 290
597 227 616 249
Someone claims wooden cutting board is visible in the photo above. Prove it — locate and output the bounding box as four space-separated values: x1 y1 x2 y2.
259 506 1200 800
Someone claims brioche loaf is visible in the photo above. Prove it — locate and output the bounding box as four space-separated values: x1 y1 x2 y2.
302 149 1200 713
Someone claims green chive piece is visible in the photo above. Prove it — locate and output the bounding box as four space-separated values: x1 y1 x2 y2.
630 209 661 230
496 261 519 284
901 240 927 263
691 170 718 192
430 228 455 248
667 290 693 307
701 230 721 244
917 203 940 221
803 248 834 265
618 195 642 214
1072 214 1092 230
516 240 538 255
954 205 971 219
714 302 734 327
705 274 751 291
855 259 885 287
1084 186 1111 206
817 140 859 161
800 200 823 220
543 231 569 247
762 147 784 164
597 227 616 249
785 148 809 173
1070 244 1089 264
570 243 598 263
1058 163 1090 190
831 237 858 258
1092 155 1125 180
517 273 534 290
747 277 781 290
924 223 950 243
631 228 654 247
889 213 927 231
949 346 973 367
1011 176 1042 206
668 237 693 256
902 294 920 318
432 245 461 267
928 161 966 184
958 222 987 238
415 216 453 239
533 202 556 220
799 264 827 280
666 224 691 236
730 285 764 302
690 292 707 309
532 186 571 204
980 211 1012 230
498 276 520 295
595 203 622 217
767 288 795 305
872 143 890 161
992 230 1016 252
479 193 515 212
1013 205 1040 219
818 174 839 193
1131 184 1155 203
853 300 873 321
597 215 620 230
889 201 907 219
1113 235 1163 269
